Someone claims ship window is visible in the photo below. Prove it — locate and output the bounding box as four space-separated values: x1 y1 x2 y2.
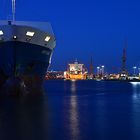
0 30 3 35
45 36 51 42
26 31 35 37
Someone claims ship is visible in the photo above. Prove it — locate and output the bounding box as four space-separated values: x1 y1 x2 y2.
64 60 87 80
0 0 56 95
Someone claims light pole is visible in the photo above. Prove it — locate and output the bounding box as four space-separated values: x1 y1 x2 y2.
133 66 137 76
97 66 100 75
101 65 105 76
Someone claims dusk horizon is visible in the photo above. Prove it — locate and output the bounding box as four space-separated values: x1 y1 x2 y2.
1 1 140 140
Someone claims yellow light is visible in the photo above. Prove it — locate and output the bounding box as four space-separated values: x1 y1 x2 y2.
26 31 35 37
45 36 51 42
0 30 3 35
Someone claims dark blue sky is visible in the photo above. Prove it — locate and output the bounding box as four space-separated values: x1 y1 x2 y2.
0 0 140 73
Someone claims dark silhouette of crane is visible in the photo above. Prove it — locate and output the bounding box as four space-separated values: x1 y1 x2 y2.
120 41 128 79
89 56 93 75
122 48 127 73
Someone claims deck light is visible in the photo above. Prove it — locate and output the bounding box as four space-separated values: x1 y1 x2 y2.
26 31 35 37
45 36 51 42
13 36 17 39
0 30 3 35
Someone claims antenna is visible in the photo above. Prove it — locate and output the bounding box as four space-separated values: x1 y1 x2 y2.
12 0 16 21
90 56 93 74
121 40 128 74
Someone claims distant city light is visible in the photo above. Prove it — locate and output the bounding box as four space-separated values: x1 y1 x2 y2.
133 66 137 76
26 31 35 37
0 30 3 35
133 66 137 69
45 36 51 42
138 68 140 73
101 65 105 75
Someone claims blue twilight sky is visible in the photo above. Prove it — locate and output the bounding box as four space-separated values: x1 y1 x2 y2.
0 0 140 73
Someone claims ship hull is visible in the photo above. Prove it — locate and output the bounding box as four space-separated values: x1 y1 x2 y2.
0 41 52 95
66 74 87 80
0 21 56 95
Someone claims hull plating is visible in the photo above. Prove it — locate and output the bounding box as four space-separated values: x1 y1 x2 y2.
0 41 52 95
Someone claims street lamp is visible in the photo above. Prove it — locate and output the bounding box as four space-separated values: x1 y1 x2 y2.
97 66 100 75
133 66 137 76
101 65 105 75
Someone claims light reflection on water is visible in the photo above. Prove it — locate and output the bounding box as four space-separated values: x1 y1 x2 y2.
130 82 140 99
1 81 140 140
46 80 140 140
130 82 140 86
130 82 140 139
69 81 80 139
71 81 76 94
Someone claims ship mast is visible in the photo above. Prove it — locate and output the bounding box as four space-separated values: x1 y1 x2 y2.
12 0 16 21
12 0 16 75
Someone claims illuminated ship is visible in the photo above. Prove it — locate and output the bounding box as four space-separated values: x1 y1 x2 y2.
0 1 56 94
64 60 87 80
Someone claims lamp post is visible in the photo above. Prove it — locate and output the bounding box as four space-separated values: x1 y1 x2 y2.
97 66 100 76
101 65 105 75
133 66 137 76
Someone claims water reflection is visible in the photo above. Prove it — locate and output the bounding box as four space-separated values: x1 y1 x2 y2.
71 81 76 94
69 81 80 139
130 82 140 86
2 80 140 140
0 95 48 140
130 82 140 99
130 82 140 139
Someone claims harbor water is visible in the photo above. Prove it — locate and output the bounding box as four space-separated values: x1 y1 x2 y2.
0 80 140 140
